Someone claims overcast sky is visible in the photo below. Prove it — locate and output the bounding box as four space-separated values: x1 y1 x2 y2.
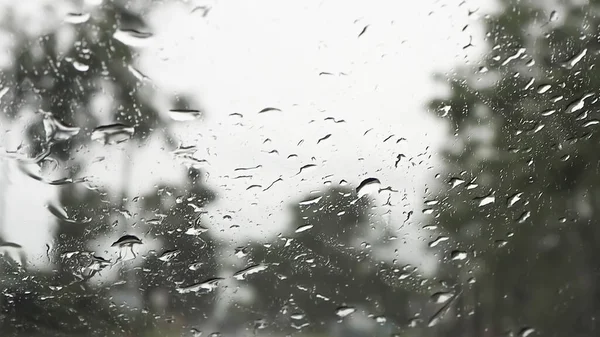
0 0 496 275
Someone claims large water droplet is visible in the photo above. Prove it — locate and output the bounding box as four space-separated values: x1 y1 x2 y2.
295 224 313 233
43 113 80 142
158 249 181 262
113 29 153 47
335 306 356 318
429 236 449 247
356 177 381 197
233 264 269 280
519 327 535 337
474 192 495 207
64 12 90 24
111 235 142 247
431 291 454 304
168 109 202 121
176 277 224 294
91 123 134 144
450 250 467 261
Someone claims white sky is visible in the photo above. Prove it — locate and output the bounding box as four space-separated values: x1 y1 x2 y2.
0 0 497 275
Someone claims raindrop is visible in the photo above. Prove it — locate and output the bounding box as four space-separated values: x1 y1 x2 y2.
185 226 208 236
91 123 134 144
495 240 508 248
427 291 460 327
295 224 313 233
234 165 262 172
176 278 224 294
0 87 8 100
583 120 600 127
258 107 281 113
501 48 526 66
536 84 551 94
357 25 369 38
516 210 531 223
356 177 381 197
46 203 77 223
43 113 80 142
128 65 151 82
158 249 180 262
296 164 317 175
507 192 523 207
335 306 356 318
190 328 203 337
549 10 558 21
317 134 332 144
0 241 22 249
541 109 556 116
519 327 535 337
449 177 465 188
234 247 249 258
64 12 90 24
168 109 202 121
431 291 454 304
113 28 153 47
111 236 141 249
72 61 89 72
563 48 587 69
429 236 449 247
474 192 495 206
450 250 467 261
233 264 269 280
298 195 322 206
566 93 593 113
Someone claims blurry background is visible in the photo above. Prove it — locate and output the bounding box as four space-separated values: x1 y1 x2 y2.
0 0 594 336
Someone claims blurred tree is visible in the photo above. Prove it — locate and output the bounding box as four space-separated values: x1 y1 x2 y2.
238 186 425 336
428 0 600 336
0 1 217 336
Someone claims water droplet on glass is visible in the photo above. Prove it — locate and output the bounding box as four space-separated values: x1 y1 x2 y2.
113 28 153 47
431 291 454 304
317 134 332 144
519 327 535 337
233 264 269 280
495 240 508 248
91 123 134 144
43 113 80 142
72 60 89 72
258 107 281 113
158 249 180 262
335 306 356 318
176 277 224 294
536 84 551 94
111 235 142 247
295 224 313 233
474 192 495 206
450 250 467 261
356 177 381 197
298 196 322 206
549 10 558 21
563 48 587 69
429 236 449 247
64 12 90 24
507 192 523 208
516 210 531 223
168 109 202 121
0 241 22 249
449 177 465 188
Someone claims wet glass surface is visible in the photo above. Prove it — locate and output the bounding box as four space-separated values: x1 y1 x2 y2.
0 0 597 336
